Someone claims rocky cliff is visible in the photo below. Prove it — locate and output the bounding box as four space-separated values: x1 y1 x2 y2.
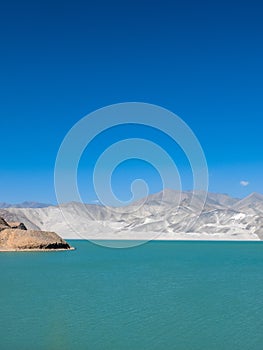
0 217 73 251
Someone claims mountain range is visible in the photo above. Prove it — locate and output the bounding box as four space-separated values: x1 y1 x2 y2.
0 201 53 209
1 190 263 240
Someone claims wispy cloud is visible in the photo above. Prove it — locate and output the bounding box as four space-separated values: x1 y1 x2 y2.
91 199 100 204
240 180 249 187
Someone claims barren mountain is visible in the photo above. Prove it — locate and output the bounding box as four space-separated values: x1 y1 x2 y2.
1 190 263 240
0 201 53 209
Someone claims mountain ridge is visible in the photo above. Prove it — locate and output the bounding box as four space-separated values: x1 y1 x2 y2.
0 201 54 209
1 190 262 241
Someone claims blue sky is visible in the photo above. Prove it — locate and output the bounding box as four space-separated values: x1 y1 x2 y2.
0 0 262 203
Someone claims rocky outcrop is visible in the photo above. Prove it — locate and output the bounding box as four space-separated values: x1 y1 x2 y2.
8 222 27 230
0 217 10 231
0 216 73 251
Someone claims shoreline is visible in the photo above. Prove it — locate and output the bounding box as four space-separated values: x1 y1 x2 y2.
0 247 75 252
61 233 261 241
66 238 262 241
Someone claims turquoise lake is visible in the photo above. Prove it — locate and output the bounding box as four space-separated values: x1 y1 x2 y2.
1 241 263 350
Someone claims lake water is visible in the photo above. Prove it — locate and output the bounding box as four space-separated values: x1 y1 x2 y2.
1 241 263 350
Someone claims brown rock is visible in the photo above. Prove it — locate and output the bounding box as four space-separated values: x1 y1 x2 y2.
0 215 73 251
0 217 10 231
0 229 73 251
8 222 27 230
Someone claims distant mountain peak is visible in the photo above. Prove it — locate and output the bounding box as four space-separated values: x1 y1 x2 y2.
245 192 263 200
0 201 53 209
237 192 263 204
